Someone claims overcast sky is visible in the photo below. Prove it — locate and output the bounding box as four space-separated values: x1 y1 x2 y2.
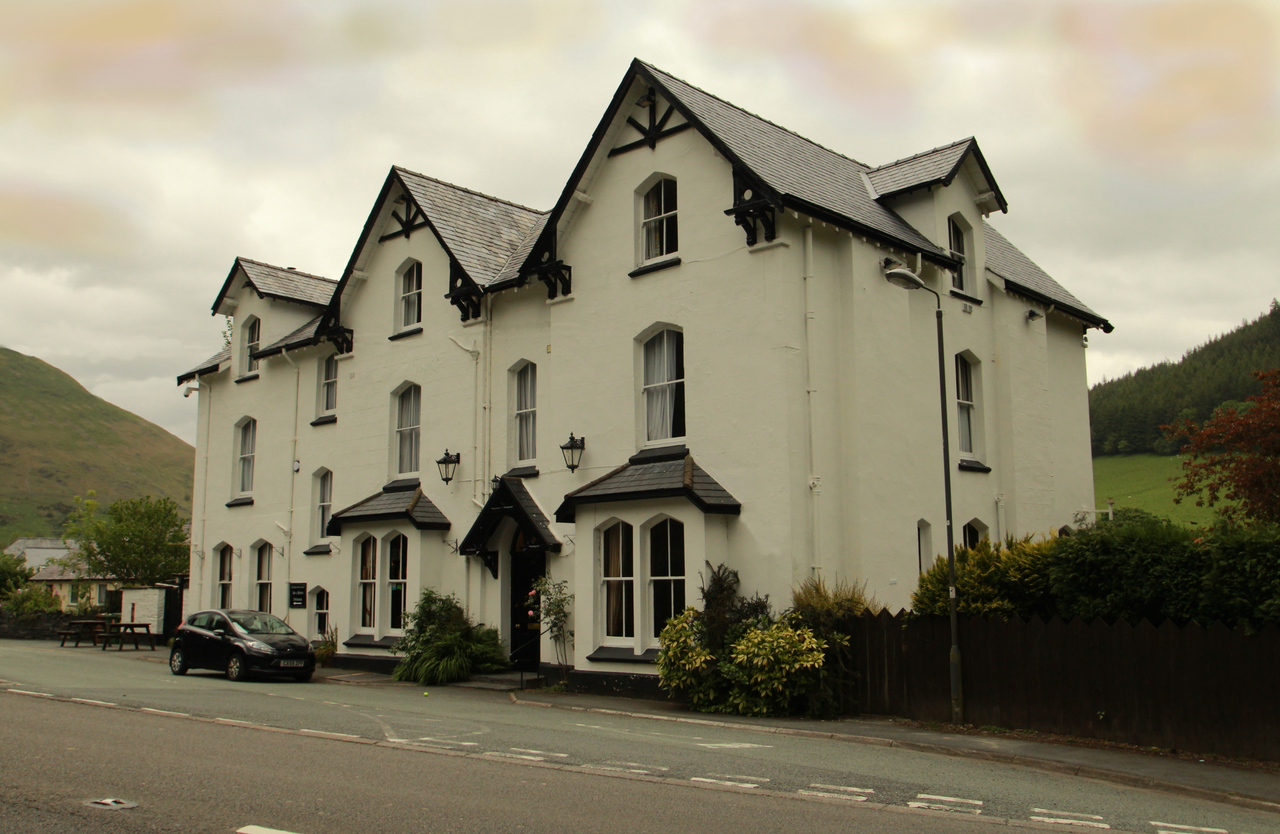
2 0 1277 446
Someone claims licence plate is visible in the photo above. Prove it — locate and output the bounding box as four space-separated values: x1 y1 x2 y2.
280 660 305 668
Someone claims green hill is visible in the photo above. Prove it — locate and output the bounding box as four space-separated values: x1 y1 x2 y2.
1090 300 1280 456
1092 453 1218 526
0 347 194 550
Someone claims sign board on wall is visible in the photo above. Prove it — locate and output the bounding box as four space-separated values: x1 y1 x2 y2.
288 583 307 609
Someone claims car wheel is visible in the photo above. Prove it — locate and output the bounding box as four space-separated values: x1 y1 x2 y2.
294 672 313 683
226 652 248 682
169 648 188 676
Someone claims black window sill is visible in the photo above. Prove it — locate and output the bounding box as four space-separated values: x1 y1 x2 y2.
310 414 337 427
628 257 681 278
342 635 400 650
302 544 332 556
225 496 254 508
586 647 659 664
383 477 420 493
233 373 259 384
629 444 687 464
958 459 992 473
949 289 983 305
504 465 539 479
388 327 423 341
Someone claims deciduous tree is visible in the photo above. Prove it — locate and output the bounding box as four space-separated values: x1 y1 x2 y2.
63 492 189 586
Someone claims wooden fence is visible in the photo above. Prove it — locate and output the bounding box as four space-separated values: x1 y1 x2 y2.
846 610 1280 761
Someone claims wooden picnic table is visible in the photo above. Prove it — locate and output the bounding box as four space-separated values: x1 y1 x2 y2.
99 622 156 651
58 619 110 647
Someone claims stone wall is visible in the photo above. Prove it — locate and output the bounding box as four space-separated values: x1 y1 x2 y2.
0 611 75 640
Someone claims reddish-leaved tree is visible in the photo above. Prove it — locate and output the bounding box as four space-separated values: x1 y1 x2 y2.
1163 369 1280 524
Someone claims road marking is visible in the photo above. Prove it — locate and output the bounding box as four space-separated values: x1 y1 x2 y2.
695 742 772 749
918 794 983 805
215 718 256 725
511 747 569 758
71 698 118 706
7 689 53 698
142 708 189 717
691 777 759 788
418 737 478 745
1150 825 1227 834
709 773 769 782
810 784 874 794
1031 818 1110 829
238 826 304 834
606 760 667 771
583 764 649 774
484 751 544 761
1036 810 1106 820
575 723 604 728
799 790 868 802
299 729 361 738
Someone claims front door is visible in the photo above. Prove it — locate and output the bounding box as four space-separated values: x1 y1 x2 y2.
508 531 546 673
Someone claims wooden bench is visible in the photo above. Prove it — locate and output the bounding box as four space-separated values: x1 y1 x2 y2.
56 629 81 647
99 624 157 651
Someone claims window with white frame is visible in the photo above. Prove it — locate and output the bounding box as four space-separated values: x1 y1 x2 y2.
321 354 338 413
243 317 261 374
949 217 967 292
643 329 685 442
642 178 678 261
358 537 376 629
400 262 422 328
515 363 536 462
602 522 635 639
255 543 272 613
316 470 333 539
217 545 233 608
236 419 256 494
956 355 975 454
396 385 421 474
315 587 329 635
649 519 685 638
388 533 408 630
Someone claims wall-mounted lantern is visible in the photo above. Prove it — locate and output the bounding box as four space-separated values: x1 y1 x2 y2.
560 433 586 472
436 450 461 484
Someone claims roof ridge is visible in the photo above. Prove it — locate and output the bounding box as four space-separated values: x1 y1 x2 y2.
235 257 337 285
637 60 873 171
869 137 975 172
394 166 549 217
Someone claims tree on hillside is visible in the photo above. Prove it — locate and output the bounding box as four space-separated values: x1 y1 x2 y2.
1164 369 1280 524
62 492 189 585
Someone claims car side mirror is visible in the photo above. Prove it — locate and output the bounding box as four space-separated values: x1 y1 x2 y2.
213 629 226 638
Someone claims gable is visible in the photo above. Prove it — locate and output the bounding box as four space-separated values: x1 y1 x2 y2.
211 258 337 317
868 138 1007 214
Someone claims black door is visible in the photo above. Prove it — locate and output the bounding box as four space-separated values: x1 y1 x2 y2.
508 531 546 673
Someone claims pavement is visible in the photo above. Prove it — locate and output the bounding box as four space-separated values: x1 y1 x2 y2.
308 664 1280 810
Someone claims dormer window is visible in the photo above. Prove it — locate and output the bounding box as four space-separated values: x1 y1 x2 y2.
400 262 422 328
243 317 261 374
642 178 678 262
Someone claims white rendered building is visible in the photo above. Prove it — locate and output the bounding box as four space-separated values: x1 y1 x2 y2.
178 60 1110 681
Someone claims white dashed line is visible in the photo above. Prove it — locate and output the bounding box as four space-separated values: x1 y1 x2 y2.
695 742 772 749
418 737 478 745
607 761 667 771
1031 818 1110 829
709 773 769 782
71 698 118 706
691 777 759 788
484 752 545 761
511 747 569 758
237 826 304 834
799 790 867 802
810 784 874 794
7 689 53 698
299 729 361 738
583 764 649 774
918 794 983 805
910 794 983 815
1036 810 1106 820
1150 825 1227 834
142 708 190 716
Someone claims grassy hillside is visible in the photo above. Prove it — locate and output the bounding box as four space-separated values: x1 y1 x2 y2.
0 347 194 549
1092 454 1219 526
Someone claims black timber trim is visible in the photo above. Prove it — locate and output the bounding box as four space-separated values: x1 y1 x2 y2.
233 373 259 384
253 325 351 360
388 326 423 341
779 193 959 270
302 543 332 556
949 289 984 306
504 465 539 479
628 257 680 278
458 477 561 557
310 414 337 427
586 646 659 664
958 459 993 473
325 509 450 533
1000 278 1113 333
607 90 693 156
725 167 777 246
566 487 741 516
225 497 254 508
210 258 336 317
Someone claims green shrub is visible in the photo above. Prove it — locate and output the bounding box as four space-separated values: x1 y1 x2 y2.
790 577 876 717
392 588 509 685
720 614 828 716
4 586 62 619
656 607 719 709
912 536 1056 619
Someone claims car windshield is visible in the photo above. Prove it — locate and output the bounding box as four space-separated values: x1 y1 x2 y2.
228 612 295 635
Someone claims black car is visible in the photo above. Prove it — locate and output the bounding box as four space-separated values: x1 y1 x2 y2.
170 609 315 682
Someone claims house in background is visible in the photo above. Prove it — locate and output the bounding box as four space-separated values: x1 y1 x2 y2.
28 561 118 612
177 60 1110 684
4 537 79 574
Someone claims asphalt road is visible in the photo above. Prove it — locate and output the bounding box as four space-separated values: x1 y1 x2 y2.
1 640 1276 834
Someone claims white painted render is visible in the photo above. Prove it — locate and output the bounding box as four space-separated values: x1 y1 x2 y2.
182 77 1101 677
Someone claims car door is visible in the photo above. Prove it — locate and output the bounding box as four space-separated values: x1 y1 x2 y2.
181 612 212 669
206 613 234 670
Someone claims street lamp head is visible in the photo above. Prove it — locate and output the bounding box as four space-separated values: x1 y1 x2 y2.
884 268 926 291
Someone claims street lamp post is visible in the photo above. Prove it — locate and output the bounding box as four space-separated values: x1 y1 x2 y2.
884 263 963 725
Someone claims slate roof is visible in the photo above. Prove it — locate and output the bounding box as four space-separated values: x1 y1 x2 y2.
176 347 230 385
865 137 1007 212
554 449 741 523
4 538 78 572
326 482 450 534
31 562 111 582
254 315 326 359
459 477 561 555
395 168 548 287
235 258 338 307
639 62 950 261
983 222 1112 332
